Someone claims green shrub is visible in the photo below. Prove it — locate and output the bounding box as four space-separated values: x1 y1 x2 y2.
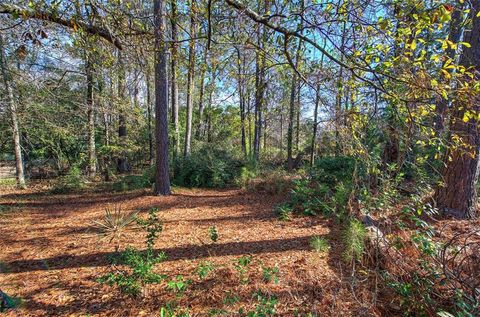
275 156 358 219
50 165 85 193
112 174 151 192
342 218 366 263
274 203 292 221
173 145 244 188
209 226 219 243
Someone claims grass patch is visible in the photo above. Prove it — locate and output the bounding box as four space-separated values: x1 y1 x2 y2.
310 236 330 253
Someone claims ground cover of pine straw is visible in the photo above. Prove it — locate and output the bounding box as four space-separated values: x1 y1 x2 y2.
1 183 380 316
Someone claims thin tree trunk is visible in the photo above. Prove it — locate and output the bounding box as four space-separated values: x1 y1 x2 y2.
295 82 301 152
253 0 269 162
287 0 303 170
434 1 480 219
184 0 197 157
170 0 180 158
310 84 321 167
117 52 128 173
197 45 208 138
0 34 25 188
145 64 154 165
153 0 171 195
86 56 96 177
236 47 247 156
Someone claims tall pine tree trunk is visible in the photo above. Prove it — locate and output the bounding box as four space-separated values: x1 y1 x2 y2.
184 0 197 157
434 1 480 219
170 0 180 158
310 84 321 167
154 0 171 195
0 35 25 188
145 64 154 165
86 56 96 177
117 52 128 173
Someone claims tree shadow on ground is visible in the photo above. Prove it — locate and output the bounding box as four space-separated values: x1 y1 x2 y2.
3 235 317 274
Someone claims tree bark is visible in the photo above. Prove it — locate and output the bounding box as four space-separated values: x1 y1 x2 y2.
236 46 247 157
0 34 25 188
197 45 208 139
170 0 180 158
154 0 171 195
434 1 480 219
184 0 197 157
117 52 128 173
253 0 269 162
310 84 321 167
86 55 97 177
145 64 154 166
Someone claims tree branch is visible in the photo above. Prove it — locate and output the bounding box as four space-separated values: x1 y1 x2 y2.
0 3 122 50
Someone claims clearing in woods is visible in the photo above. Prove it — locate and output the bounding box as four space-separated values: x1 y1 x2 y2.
0 185 374 316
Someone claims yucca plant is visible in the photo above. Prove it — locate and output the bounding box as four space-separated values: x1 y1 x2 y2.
92 204 138 250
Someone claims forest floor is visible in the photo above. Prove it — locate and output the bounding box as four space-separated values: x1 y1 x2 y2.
0 183 380 316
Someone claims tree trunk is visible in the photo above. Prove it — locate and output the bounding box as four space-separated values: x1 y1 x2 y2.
434 1 480 219
184 0 197 157
287 72 297 170
86 56 97 177
287 0 303 170
145 65 154 165
310 84 321 167
117 52 128 173
236 46 247 157
197 45 208 139
0 34 25 188
253 0 269 162
153 0 171 195
170 0 180 158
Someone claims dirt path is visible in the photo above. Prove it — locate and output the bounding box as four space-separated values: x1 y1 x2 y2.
0 186 373 316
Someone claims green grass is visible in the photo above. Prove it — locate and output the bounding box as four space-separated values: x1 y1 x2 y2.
310 236 330 253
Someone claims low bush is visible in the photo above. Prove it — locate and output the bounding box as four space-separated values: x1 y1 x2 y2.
50 165 85 193
275 156 357 218
173 146 244 188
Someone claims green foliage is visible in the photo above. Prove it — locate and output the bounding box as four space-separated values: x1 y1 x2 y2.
173 145 244 188
275 156 357 218
235 255 253 284
274 203 292 221
243 290 278 317
98 208 166 296
223 291 240 306
166 275 192 294
50 165 85 193
196 261 215 279
136 208 163 252
342 219 366 263
112 174 151 192
262 266 279 284
310 236 330 253
209 226 219 243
